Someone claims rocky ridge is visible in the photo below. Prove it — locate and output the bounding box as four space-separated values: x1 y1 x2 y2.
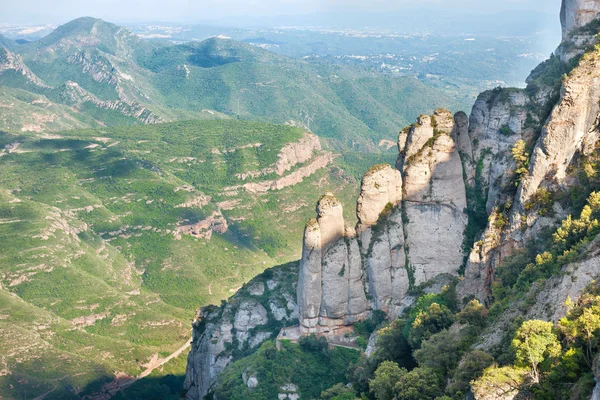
295 108 470 335
185 1 600 398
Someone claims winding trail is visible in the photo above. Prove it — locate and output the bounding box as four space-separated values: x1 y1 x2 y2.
86 337 192 400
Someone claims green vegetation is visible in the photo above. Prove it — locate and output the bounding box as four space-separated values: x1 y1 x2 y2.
0 17 463 150
473 283 600 399
511 139 530 186
213 340 360 400
0 119 360 399
491 191 600 313
498 124 514 136
460 149 491 275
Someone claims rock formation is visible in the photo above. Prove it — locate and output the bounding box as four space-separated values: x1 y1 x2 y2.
399 109 468 284
184 263 299 399
561 0 600 39
459 6 600 304
185 3 600 398
295 109 469 334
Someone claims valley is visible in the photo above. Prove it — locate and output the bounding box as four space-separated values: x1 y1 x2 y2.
0 119 388 399
2 2 598 400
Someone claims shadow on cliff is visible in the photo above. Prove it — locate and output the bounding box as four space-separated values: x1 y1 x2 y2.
78 373 186 400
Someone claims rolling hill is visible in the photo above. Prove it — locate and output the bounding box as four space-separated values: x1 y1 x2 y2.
0 17 464 150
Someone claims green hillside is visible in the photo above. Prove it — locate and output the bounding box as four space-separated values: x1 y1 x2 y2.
0 119 385 399
0 17 465 150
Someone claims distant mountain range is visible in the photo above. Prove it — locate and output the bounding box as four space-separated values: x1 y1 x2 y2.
0 17 465 150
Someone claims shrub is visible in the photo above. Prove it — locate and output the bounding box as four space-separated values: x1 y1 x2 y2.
408 303 455 349
299 334 329 354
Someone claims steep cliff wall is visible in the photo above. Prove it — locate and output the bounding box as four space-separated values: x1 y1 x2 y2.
185 4 600 398
399 109 468 284
561 0 600 39
459 32 600 304
296 109 469 334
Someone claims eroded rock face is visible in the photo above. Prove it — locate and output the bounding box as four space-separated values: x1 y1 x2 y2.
459 40 600 304
296 111 470 332
457 87 545 303
317 194 345 249
297 167 409 333
515 50 600 220
400 109 468 285
561 0 600 39
356 164 402 231
297 219 322 329
184 264 299 399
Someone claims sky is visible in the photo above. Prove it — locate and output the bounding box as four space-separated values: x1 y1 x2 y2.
2 0 562 25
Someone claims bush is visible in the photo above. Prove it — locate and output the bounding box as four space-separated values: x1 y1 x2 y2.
499 124 514 136
448 350 495 396
299 334 329 354
408 303 455 349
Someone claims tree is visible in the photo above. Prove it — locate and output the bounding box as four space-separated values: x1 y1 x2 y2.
369 361 406 400
408 302 455 349
373 319 413 368
512 140 530 185
573 306 600 365
472 365 527 399
559 295 600 366
393 367 443 400
299 333 329 354
457 299 487 327
414 329 462 377
512 320 561 383
448 350 495 396
321 383 356 400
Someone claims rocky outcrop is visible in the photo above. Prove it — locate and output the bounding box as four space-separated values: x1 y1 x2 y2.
224 133 336 195
399 109 468 284
356 164 402 231
57 81 162 124
514 48 600 221
297 194 370 334
460 35 600 304
184 263 299 399
176 211 228 240
296 110 470 332
235 133 323 180
0 46 51 88
67 50 119 86
561 0 600 39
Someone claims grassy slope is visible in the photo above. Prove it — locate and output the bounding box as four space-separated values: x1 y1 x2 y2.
0 119 379 399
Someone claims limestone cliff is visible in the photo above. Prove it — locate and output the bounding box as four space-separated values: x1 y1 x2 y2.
295 109 469 334
184 263 299 399
399 109 468 284
561 0 600 39
459 13 600 304
185 3 600 398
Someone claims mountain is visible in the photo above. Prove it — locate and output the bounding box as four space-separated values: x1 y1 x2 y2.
0 118 398 399
0 17 464 150
184 1 600 399
0 34 17 51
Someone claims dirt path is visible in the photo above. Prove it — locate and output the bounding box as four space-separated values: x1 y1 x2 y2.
85 337 192 400
135 337 192 381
